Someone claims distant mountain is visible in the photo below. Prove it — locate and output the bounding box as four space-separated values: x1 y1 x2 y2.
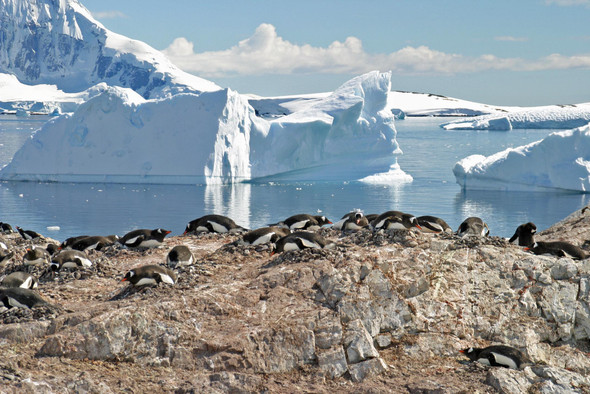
0 0 220 98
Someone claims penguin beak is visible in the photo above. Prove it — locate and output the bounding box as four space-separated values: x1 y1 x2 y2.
415 224 422 230
459 349 465 353
524 247 530 251
165 230 171 235
121 278 128 282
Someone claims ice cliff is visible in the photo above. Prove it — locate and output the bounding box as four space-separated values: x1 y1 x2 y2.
453 123 590 192
0 0 220 98
0 71 406 184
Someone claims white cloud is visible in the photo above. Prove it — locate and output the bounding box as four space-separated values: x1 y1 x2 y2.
91 10 127 19
494 36 528 42
161 23 590 78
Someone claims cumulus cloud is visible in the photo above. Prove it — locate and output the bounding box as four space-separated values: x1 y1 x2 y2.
91 10 127 19
161 23 590 78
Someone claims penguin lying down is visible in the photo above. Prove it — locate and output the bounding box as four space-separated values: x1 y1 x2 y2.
460 345 530 370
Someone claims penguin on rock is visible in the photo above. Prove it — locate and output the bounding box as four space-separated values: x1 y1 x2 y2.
509 222 536 247
456 217 489 237
119 229 171 248
184 215 247 234
121 265 177 286
459 345 530 370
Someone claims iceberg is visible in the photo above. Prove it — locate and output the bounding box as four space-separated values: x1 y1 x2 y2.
441 104 590 130
0 71 407 184
453 123 590 192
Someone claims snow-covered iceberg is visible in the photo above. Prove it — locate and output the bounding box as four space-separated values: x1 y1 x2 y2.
441 104 590 130
453 123 590 192
0 71 407 184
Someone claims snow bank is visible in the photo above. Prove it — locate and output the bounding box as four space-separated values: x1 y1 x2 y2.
441 104 590 130
453 123 590 192
0 71 408 184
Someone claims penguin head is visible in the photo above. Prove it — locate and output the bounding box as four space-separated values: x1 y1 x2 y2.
50 261 60 271
155 229 171 235
121 270 136 282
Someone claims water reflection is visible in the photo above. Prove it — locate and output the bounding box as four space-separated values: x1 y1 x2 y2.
204 183 251 229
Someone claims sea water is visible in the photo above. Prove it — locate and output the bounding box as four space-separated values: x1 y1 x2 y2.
0 115 587 241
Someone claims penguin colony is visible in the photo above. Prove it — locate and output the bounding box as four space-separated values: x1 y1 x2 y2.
0 206 588 370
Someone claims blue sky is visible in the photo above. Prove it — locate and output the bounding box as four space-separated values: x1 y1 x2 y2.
82 0 590 106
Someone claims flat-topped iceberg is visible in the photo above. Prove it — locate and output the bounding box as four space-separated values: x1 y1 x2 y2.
0 71 407 184
453 123 590 192
442 104 590 130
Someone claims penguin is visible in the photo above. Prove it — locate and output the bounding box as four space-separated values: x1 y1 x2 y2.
0 242 14 264
119 229 171 248
184 214 247 234
70 235 119 251
508 222 536 247
0 287 48 309
0 222 15 234
1 272 38 289
45 243 60 256
456 217 489 237
525 241 587 260
50 250 92 271
121 265 177 286
16 226 43 241
364 214 379 224
459 345 528 370
277 214 333 231
166 245 194 268
417 215 451 234
332 210 370 232
239 226 291 246
60 235 90 250
371 211 422 231
272 231 335 254
23 247 50 266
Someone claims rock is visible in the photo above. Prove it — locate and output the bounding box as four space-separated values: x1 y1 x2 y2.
550 259 578 280
485 368 532 393
317 346 348 378
375 333 392 349
343 319 379 364
348 357 388 382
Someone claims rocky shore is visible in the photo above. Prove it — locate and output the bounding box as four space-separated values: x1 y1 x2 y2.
1 208 590 393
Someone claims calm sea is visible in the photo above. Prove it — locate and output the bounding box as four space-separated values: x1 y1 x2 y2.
0 115 587 241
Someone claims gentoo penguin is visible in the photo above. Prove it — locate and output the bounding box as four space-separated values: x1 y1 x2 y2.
508 222 537 247
166 245 194 268
272 231 335 254
0 287 48 309
456 217 489 237
460 345 529 370
332 210 370 232
23 247 50 266
526 241 587 260
371 211 422 231
0 242 14 264
277 214 333 231
417 215 451 234
70 235 119 251
60 235 90 250
45 243 60 256
239 226 291 246
1 272 38 289
16 226 43 241
50 250 92 271
0 222 15 234
184 214 247 234
119 229 171 248
121 265 177 286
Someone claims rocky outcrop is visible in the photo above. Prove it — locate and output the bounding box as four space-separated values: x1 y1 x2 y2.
1 208 590 392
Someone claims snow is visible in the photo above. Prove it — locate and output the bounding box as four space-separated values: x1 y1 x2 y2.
441 104 590 130
0 71 407 184
453 123 590 192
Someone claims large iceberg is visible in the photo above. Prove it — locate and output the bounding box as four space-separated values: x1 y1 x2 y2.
441 104 590 131
453 123 590 192
0 71 407 184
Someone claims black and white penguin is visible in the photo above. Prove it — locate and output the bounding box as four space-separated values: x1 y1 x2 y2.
121 265 177 286
239 226 291 246
119 229 171 248
371 211 422 231
459 345 528 370
60 235 90 250
0 287 48 309
184 214 247 234
526 241 587 260
417 215 452 233
0 241 14 264
332 210 370 232
0 222 15 234
45 243 60 256
1 272 38 289
23 247 50 266
166 245 194 268
70 235 119 251
278 214 333 231
50 250 92 271
456 217 489 237
16 226 43 241
272 231 335 254
508 222 537 247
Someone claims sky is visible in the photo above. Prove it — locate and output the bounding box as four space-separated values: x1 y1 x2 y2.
81 0 590 106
